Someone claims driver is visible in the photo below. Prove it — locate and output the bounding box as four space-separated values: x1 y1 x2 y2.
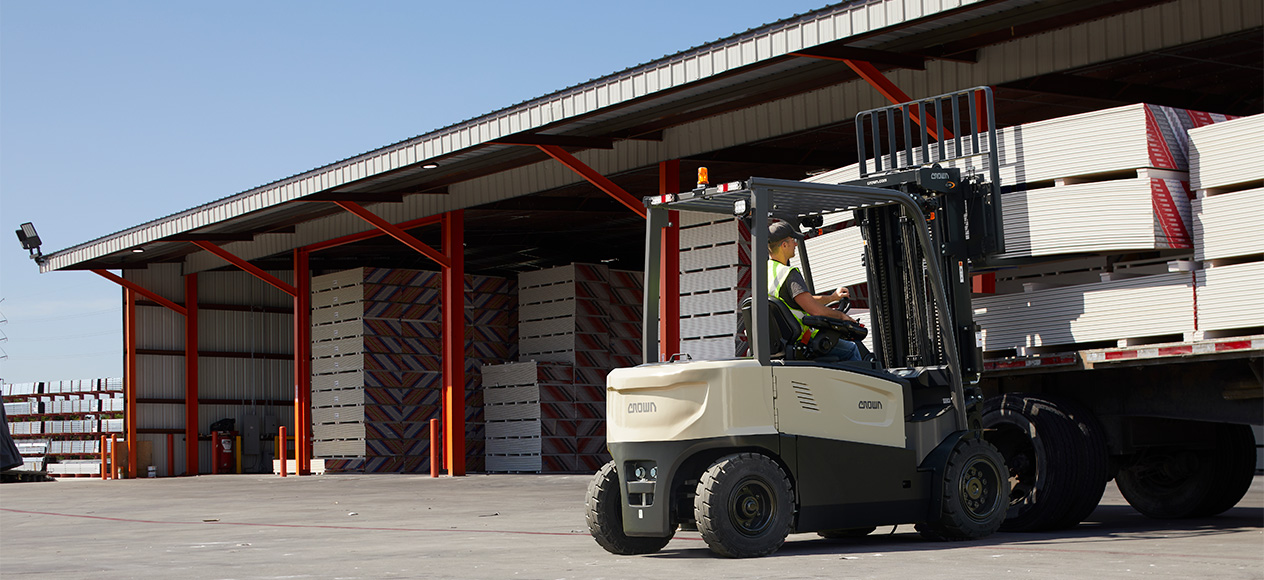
767 219 861 361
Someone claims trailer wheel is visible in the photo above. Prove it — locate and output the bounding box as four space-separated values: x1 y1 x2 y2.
817 526 876 539
694 453 794 558
1116 423 1257 519
586 461 673 555
917 437 1007 541
982 394 1109 531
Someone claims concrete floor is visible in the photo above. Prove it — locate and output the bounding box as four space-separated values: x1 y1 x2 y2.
1 473 1260 580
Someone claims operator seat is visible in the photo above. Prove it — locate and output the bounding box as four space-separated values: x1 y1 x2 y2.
737 296 801 359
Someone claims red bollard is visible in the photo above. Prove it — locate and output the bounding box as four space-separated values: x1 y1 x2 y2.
279 426 287 477
430 419 441 478
100 435 108 480
167 433 175 477
211 432 221 475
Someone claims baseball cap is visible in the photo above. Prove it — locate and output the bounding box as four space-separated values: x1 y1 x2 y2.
768 219 802 244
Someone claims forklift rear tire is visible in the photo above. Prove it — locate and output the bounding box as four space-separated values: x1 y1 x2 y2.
1116 423 1257 519
694 453 794 558
917 437 1008 541
586 461 674 555
982 394 1109 531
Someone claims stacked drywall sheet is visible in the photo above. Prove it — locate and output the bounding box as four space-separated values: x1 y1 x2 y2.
518 264 611 364
310 267 516 474
796 104 1246 353
679 214 748 360
1189 115 1264 336
484 263 641 473
482 360 610 473
812 103 1232 187
1189 115 1263 193
975 273 1195 354
809 104 1235 261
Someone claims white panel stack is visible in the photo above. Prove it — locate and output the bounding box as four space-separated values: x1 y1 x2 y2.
679 214 745 360
518 264 610 363
811 103 1232 186
975 273 1195 353
1193 188 1264 262
1188 114 1264 336
1188 115 1263 193
1196 262 1264 334
795 103 1245 354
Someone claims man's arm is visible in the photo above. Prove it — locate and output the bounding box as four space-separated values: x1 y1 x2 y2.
810 286 849 308
793 291 855 322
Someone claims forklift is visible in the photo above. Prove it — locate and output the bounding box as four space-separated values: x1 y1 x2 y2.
585 88 1011 558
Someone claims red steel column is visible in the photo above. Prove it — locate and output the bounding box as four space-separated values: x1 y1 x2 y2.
124 288 138 478
184 273 199 475
442 210 466 476
658 161 681 360
293 248 312 475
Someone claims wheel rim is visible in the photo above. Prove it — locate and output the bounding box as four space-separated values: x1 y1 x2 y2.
728 477 776 536
960 456 1002 522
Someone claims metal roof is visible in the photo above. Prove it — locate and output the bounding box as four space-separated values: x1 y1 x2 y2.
39 0 1262 275
40 0 1021 273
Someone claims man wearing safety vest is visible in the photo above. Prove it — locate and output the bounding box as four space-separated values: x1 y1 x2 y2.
767 219 862 361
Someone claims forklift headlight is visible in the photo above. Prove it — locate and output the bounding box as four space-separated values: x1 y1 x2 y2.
733 198 750 217
649 466 658 479
635 466 647 480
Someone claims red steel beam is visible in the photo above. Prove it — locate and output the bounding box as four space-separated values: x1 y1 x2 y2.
184 273 199 475
191 241 298 297
304 214 443 253
536 145 647 218
93 270 186 316
332 201 450 269
842 59 951 141
125 289 138 478
658 160 681 360
293 248 312 475
441 210 466 476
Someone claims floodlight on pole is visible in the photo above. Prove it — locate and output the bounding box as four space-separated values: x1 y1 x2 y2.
15 222 45 264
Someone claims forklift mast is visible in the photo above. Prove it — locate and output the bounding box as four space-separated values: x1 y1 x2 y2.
840 87 1003 381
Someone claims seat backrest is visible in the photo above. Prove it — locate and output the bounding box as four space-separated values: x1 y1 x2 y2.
738 296 801 358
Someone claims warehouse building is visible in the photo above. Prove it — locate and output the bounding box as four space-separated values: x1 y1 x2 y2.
11 0 1261 478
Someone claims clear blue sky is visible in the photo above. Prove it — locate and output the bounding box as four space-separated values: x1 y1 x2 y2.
0 0 832 383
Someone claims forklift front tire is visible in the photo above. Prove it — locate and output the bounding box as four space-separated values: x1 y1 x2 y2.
586 461 674 555
918 438 1008 541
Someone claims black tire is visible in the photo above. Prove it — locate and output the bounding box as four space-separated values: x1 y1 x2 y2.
694 453 794 558
1116 423 1257 519
982 394 1109 531
817 526 876 539
586 461 673 555
917 437 1008 541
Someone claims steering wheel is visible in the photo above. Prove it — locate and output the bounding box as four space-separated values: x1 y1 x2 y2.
826 296 851 313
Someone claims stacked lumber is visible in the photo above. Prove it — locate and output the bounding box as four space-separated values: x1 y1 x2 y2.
309 268 515 474
1189 115 1264 337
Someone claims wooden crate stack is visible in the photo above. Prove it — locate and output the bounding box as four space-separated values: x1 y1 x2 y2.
309 267 515 473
